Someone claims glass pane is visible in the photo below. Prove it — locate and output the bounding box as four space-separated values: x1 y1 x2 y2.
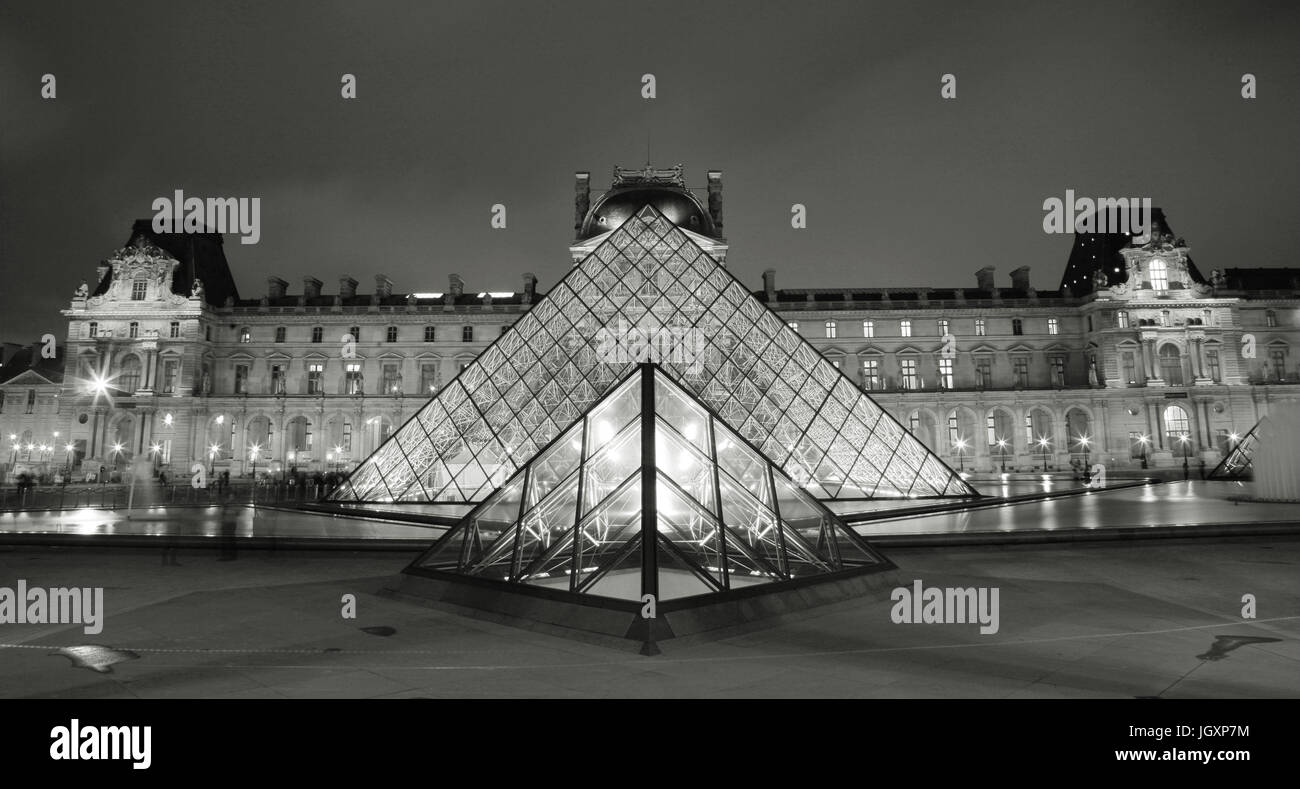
655 475 724 589
582 420 641 514
654 376 710 455
655 421 715 514
575 478 643 594
515 474 580 580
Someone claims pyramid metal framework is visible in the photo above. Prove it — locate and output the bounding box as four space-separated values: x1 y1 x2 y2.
333 205 976 504
408 365 888 601
1206 419 1261 480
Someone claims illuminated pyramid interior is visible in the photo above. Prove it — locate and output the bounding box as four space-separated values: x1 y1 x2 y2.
333 204 976 509
1206 419 1260 480
407 365 889 603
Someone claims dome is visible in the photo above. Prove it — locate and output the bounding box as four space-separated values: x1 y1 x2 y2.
579 186 715 240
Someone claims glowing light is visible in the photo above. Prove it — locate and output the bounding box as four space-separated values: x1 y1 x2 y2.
1077 434 1090 448
208 443 221 457
248 442 261 460
64 443 75 452
215 415 225 425
163 413 174 426
150 443 162 455
1229 433 1240 442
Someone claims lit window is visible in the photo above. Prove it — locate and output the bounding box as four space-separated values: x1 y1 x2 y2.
345 362 364 394
1266 310 1277 328
1149 259 1168 291
234 364 249 394
1048 318 1059 335
975 357 991 389
860 359 880 390
901 358 918 389
900 319 912 338
307 362 324 394
788 321 799 332
938 358 953 388
974 319 985 336
825 320 837 339
862 320 874 338
1116 311 1129 329
420 363 441 394
239 327 251 343
937 319 949 336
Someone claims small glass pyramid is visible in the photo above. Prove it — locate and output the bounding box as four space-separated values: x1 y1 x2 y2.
1207 419 1261 480
333 204 975 504
408 365 889 602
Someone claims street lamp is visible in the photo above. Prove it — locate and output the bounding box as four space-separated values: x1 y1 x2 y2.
996 437 1008 472
208 443 221 477
248 442 261 482
110 442 124 468
1137 434 1150 469
333 445 344 474
1077 434 1091 482
1037 436 1051 472
1178 433 1191 480
953 437 968 473
64 442 75 475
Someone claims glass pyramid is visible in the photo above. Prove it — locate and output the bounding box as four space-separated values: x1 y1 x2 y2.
407 365 889 602
333 204 976 504
1207 419 1261 480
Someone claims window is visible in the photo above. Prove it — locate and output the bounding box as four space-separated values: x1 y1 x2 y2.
1013 357 1029 388
974 318 985 336
1116 310 1129 329
947 411 960 447
348 327 360 343
1024 414 1034 446
1047 318 1059 335
205 326 211 342
169 321 180 339
25 390 36 414
420 363 441 394
1160 310 1170 327
900 358 918 390
1269 348 1287 380
88 322 98 338
238 327 251 343
386 326 398 343
975 357 992 389
1266 310 1277 328
275 326 286 343
234 364 249 394
424 326 436 342
860 359 880 390
1158 345 1183 385
908 411 920 434
938 358 953 389
462 325 474 342
311 327 323 343
307 362 324 394
900 319 912 338
129 322 139 339
787 321 799 332
345 362 364 394
937 319 949 336
1050 355 1066 387
162 359 179 394
270 364 285 394
824 320 837 339
1012 318 1023 336
131 280 147 301
1086 315 1093 332
1163 405 1190 448
342 421 353 453
986 414 997 448
1149 259 1168 291
382 363 401 394
1203 309 1213 327
1206 349 1221 382
1123 351 1137 384
862 320 874 338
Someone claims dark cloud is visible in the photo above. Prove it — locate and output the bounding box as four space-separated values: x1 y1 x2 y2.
1 0 1297 340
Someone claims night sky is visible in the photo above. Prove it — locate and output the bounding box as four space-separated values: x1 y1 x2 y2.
1 0 1297 342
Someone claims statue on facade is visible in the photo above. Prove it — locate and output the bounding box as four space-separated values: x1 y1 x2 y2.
75 280 90 298
1092 268 1108 290
1210 269 1227 290
191 278 204 298
1088 359 1100 387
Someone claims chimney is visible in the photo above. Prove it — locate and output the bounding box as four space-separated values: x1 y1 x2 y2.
267 277 288 299
975 266 996 292
707 170 724 233
1009 266 1031 292
374 275 392 299
763 269 776 301
339 276 358 298
302 277 322 299
448 274 464 298
522 272 538 304
574 172 590 235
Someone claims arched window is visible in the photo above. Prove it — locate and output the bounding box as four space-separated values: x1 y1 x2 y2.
1163 405 1191 451
118 355 142 392
1149 259 1168 291
1158 345 1183 385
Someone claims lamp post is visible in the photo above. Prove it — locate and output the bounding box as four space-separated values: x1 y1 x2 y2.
110 442 124 469
1037 436 1051 472
64 443 75 477
953 437 968 473
248 442 261 501
1179 433 1191 481
1077 434 1091 482
996 437 1008 473
208 443 221 478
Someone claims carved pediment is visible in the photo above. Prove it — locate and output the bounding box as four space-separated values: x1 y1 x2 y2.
102 237 180 303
